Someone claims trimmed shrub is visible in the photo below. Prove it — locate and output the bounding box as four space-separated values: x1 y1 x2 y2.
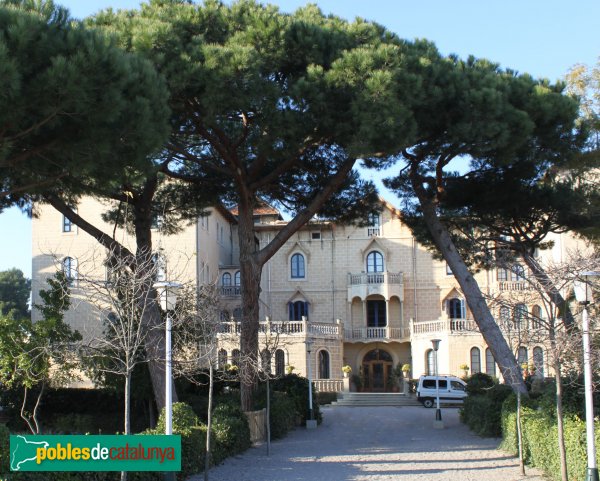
211 402 252 464
501 393 600 481
271 374 321 424
268 391 297 439
461 383 513 437
155 402 200 435
465 372 495 395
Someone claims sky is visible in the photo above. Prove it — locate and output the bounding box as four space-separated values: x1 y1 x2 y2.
1 0 599 278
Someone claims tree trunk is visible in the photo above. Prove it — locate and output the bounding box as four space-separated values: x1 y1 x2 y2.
122 371 131 481
521 252 575 328
204 362 214 481
412 183 528 394
517 389 525 476
237 203 262 412
550 323 569 481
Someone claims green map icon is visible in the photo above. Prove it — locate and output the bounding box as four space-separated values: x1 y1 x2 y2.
10 435 49 471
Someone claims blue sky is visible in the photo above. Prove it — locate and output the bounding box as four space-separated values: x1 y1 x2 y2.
2 0 599 277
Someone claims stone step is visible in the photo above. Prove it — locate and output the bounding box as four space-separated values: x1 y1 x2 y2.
331 393 421 407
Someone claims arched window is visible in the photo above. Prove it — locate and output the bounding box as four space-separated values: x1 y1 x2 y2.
470 347 481 374
499 306 511 323
518 346 528 366
366 251 384 273
448 298 465 319
220 310 230 322
275 349 285 377
232 349 241 367
290 253 305 279
426 349 435 375
233 308 242 321
318 350 330 379
234 271 241 286
218 349 227 368
222 272 232 286
288 300 309 321
531 305 543 329
62 257 77 286
261 349 271 374
485 348 496 377
514 303 527 328
511 264 525 281
533 347 544 377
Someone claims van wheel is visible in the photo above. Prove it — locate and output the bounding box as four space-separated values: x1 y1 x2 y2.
422 398 434 408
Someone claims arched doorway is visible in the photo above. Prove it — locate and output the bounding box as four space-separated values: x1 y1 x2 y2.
362 349 393 392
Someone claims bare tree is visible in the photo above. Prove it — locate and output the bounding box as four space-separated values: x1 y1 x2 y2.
487 250 600 481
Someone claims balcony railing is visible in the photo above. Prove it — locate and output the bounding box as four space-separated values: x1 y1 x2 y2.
313 379 344 393
411 318 479 335
344 326 410 341
348 272 403 286
218 319 342 339
367 227 380 236
498 281 530 291
220 286 241 297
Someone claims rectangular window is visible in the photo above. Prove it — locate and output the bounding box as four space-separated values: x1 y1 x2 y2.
367 300 386 327
62 215 72 232
497 268 508 282
311 232 321 240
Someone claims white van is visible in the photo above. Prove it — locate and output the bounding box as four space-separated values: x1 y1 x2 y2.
416 375 467 407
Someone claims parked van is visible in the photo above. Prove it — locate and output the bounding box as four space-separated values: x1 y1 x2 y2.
416 375 467 407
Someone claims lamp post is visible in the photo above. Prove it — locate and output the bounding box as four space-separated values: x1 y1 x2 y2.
305 339 317 429
154 281 182 481
574 271 600 481
431 338 443 429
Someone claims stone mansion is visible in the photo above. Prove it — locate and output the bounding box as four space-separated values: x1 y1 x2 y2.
31 198 582 392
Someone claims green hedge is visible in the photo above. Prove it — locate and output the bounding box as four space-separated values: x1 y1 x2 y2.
501 395 600 481
460 383 513 437
0 401 251 481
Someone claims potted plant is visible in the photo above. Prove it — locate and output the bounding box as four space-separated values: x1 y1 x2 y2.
342 365 352 378
459 363 469 378
286 365 295 375
401 364 411 377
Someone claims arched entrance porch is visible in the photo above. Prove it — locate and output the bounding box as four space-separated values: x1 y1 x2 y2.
362 348 393 392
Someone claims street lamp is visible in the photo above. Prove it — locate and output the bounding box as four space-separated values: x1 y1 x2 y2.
154 281 182 481
305 339 317 429
574 271 600 481
431 338 443 429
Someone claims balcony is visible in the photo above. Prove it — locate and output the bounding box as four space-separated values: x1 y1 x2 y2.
218 319 343 340
220 286 241 297
347 271 403 301
411 318 479 336
344 326 410 342
498 281 530 292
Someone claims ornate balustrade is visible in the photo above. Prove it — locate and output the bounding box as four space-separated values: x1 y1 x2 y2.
313 379 344 393
344 326 410 342
411 318 479 335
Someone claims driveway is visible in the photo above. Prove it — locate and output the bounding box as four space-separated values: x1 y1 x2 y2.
188 405 545 481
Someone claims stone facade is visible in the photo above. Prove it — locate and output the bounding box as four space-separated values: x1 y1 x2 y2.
31 198 582 392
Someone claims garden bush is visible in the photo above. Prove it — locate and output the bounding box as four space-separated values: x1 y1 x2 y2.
464 372 495 395
271 374 321 425
460 383 512 437
316 392 337 406
267 391 297 439
501 394 600 481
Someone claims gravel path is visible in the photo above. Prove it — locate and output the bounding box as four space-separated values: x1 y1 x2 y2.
188 405 546 481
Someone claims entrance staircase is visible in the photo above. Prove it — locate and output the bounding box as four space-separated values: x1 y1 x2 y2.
331 392 421 407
